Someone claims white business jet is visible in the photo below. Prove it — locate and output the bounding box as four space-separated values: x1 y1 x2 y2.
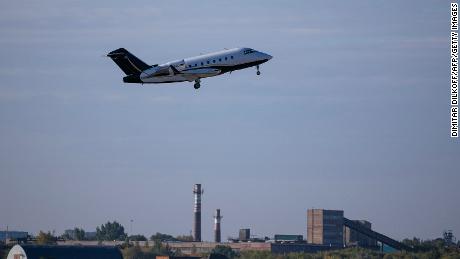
107 47 272 89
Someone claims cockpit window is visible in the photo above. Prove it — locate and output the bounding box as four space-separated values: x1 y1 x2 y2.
243 48 256 55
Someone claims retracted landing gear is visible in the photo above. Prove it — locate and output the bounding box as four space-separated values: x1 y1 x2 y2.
256 65 261 75
194 78 201 89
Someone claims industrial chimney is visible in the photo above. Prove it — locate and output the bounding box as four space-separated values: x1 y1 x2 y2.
193 184 204 242
213 209 223 243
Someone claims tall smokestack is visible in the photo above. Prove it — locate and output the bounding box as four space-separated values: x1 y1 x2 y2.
193 184 203 242
214 209 223 243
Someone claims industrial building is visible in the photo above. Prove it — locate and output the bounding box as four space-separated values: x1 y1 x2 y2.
344 220 377 248
238 229 250 242
273 234 304 243
306 209 410 251
307 209 344 247
184 184 407 252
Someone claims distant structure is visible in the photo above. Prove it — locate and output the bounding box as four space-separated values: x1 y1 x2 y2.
0 230 28 242
343 220 377 247
165 241 331 255
443 230 456 246
7 244 122 259
307 209 410 251
63 229 97 240
239 229 250 242
193 184 204 242
307 209 344 247
274 234 304 243
213 209 223 243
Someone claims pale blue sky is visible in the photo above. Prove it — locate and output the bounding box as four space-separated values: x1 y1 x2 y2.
0 1 458 241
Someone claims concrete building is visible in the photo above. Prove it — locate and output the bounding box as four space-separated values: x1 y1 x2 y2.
344 220 377 248
239 229 250 242
307 209 344 247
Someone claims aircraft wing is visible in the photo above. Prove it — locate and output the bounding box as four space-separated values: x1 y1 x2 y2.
168 66 222 80
142 65 221 82
180 67 221 77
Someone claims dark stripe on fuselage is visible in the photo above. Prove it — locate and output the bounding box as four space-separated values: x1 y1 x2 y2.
181 59 270 75
217 59 270 74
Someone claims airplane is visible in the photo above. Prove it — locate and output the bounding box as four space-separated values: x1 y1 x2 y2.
107 47 272 89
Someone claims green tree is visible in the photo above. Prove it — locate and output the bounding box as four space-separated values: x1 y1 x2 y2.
36 231 57 245
96 221 127 241
74 227 85 241
211 245 238 259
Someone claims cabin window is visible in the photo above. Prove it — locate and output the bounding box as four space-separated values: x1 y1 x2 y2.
195 64 197 67
231 56 234 59
201 62 203 66
225 57 228 60
207 61 210 64
188 65 191 68
213 60 216 63
219 58 222 62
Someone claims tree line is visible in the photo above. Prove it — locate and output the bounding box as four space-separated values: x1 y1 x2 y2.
31 221 193 243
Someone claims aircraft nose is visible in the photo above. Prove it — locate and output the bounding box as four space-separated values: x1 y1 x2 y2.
260 52 272 61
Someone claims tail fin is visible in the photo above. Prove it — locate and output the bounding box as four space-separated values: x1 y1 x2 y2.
107 48 150 75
